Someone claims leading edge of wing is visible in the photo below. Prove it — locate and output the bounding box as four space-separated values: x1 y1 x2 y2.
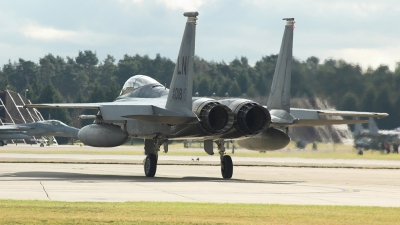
24 103 102 109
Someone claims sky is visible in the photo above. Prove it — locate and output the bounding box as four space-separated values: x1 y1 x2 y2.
0 0 399 70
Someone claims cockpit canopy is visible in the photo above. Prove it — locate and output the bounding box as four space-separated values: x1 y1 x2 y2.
120 75 162 96
38 120 67 126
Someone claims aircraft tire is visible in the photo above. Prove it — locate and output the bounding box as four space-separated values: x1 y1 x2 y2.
221 155 233 179
0 141 4 146
144 154 157 177
358 149 363 156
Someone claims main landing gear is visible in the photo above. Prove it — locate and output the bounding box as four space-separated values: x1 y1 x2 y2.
216 140 233 179
143 137 167 177
144 153 157 177
143 138 234 179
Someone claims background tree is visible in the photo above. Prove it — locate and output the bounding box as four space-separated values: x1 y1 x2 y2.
1 51 398 130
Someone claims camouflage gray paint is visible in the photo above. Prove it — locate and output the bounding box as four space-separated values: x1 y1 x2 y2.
0 120 79 146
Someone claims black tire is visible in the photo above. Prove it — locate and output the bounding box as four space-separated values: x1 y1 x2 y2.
221 155 233 179
358 150 363 155
144 154 157 177
0 141 3 146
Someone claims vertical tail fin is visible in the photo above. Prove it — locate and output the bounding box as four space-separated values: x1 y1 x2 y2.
368 117 379 135
165 12 198 115
267 18 295 112
353 117 364 136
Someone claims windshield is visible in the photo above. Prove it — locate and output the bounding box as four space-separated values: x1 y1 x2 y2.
120 75 161 96
38 120 67 126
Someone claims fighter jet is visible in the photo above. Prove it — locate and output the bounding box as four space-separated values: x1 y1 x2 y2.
25 13 388 179
0 120 79 146
353 118 399 154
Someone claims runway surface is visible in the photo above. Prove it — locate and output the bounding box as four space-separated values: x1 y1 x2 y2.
1 161 400 206
1 152 400 168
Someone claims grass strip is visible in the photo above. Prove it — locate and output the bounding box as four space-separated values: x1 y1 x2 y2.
0 200 398 225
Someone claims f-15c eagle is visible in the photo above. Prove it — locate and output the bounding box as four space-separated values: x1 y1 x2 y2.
0 120 79 146
25 12 388 179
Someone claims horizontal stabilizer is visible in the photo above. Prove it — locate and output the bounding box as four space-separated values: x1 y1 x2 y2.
0 134 32 139
317 110 388 119
290 119 369 126
290 108 389 120
122 115 199 125
0 125 32 131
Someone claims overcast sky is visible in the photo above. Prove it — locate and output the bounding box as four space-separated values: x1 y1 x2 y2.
0 0 399 70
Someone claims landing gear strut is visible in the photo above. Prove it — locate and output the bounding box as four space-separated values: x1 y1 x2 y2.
143 137 167 177
216 139 233 179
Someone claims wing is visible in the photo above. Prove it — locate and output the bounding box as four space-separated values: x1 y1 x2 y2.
24 103 101 109
25 100 199 125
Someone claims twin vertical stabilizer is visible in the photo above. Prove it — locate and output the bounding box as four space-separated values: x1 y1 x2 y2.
267 18 295 112
165 12 198 115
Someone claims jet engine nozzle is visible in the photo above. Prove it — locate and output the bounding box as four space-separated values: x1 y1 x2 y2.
192 98 234 134
232 100 271 135
220 99 271 136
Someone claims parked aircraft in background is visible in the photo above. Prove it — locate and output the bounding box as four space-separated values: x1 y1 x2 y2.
354 118 399 155
0 120 79 146
25 13 388 179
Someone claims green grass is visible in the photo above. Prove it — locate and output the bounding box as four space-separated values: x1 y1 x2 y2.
0 200 398 224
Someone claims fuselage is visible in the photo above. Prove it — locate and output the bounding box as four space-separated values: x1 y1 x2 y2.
0 120 79 141
105 76 273 143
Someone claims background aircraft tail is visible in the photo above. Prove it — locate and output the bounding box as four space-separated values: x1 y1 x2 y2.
267 18 295 112
353 118 364 136
368 117 379 135
165 12 198 115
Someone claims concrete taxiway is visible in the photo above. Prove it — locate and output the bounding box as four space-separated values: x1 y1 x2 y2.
1 160 400 206
1 152 400 168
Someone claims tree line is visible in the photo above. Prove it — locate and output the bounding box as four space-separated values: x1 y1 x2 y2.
1 51 399 131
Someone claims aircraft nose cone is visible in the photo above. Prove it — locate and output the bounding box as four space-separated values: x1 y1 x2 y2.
65 126 79 137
